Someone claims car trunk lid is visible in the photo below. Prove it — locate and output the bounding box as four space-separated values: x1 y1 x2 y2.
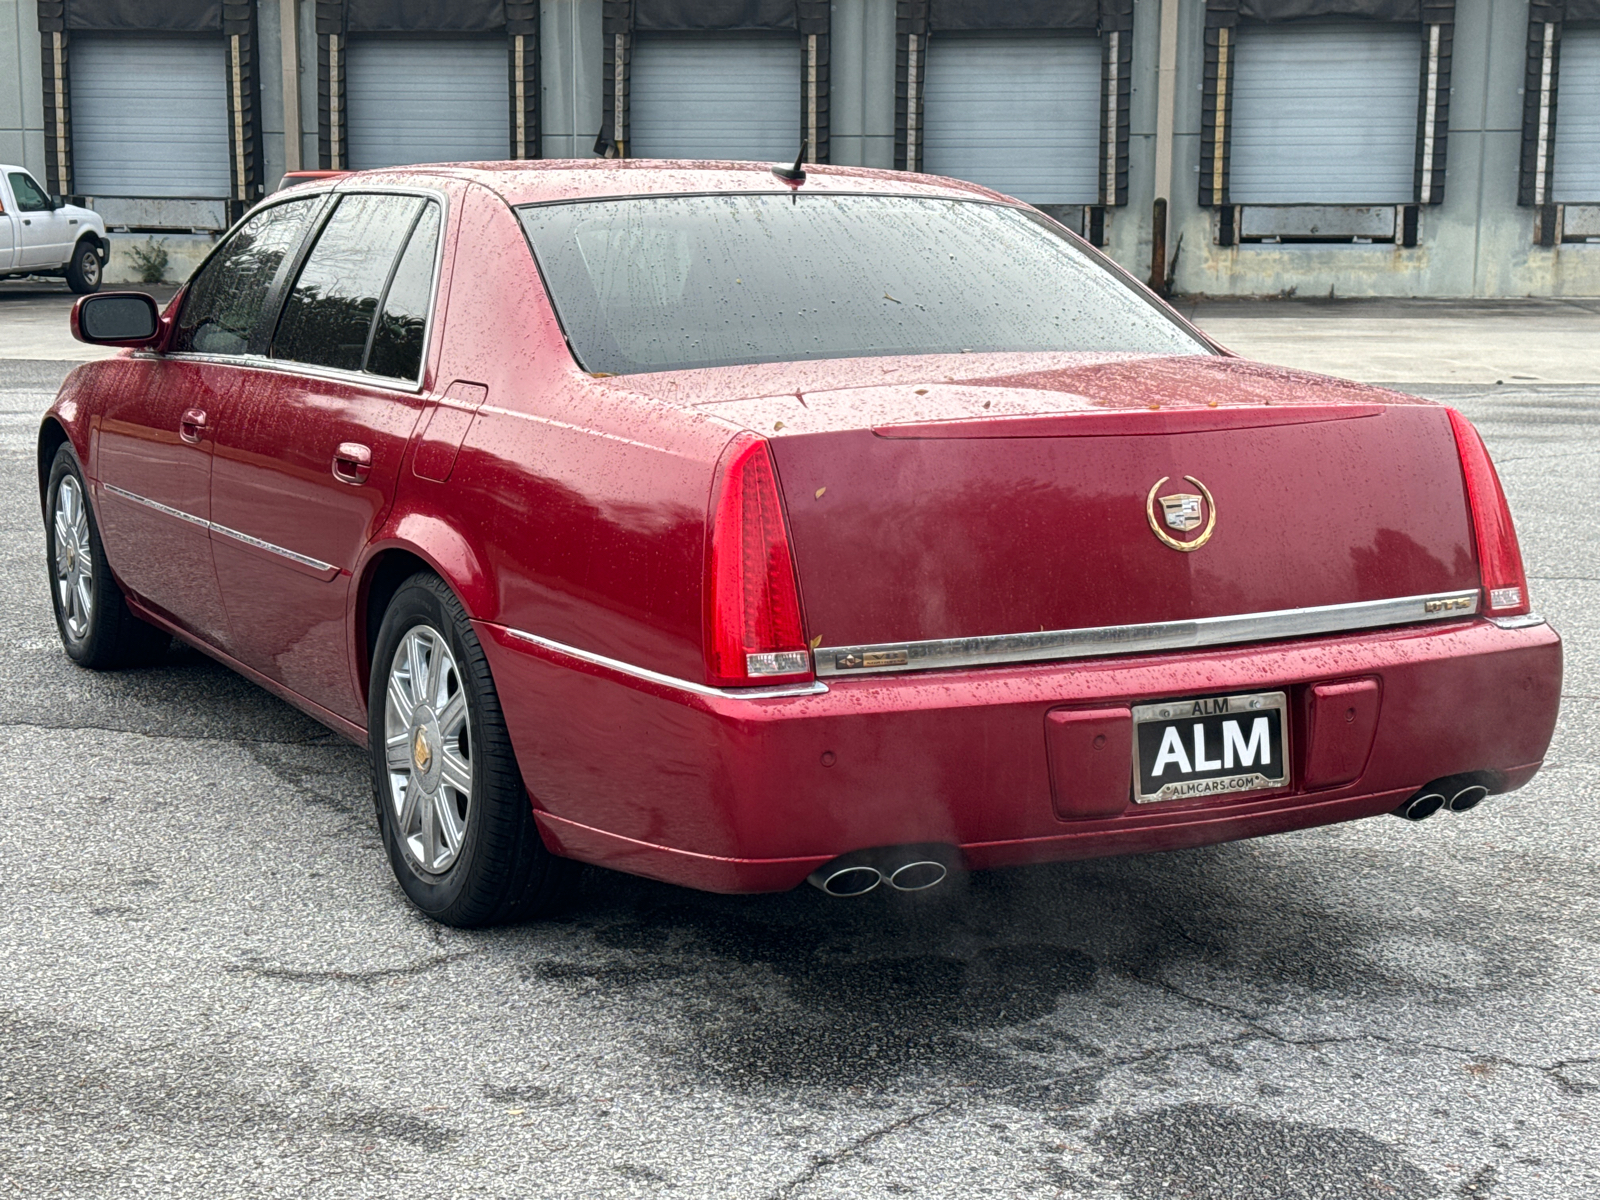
710 360 1479 668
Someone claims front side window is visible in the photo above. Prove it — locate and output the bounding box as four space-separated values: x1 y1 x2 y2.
8 172 51 212
173 198 320 356
272 193 438 379
518 193 1207 375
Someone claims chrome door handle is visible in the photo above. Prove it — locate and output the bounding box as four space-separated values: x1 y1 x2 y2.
333 442 372 485
179 408 207 444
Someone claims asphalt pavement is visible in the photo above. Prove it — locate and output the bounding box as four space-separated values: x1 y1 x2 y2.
1 294 1597 1198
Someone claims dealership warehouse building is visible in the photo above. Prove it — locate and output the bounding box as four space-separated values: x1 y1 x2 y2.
2 0 1598 296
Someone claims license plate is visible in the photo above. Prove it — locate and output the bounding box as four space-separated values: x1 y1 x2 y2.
1132 690 1289 804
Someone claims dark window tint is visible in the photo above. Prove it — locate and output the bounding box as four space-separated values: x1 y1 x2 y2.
519 194 1206 374
366 201 440 380
173 198 319 356
272 193 423 373
8 172 50 212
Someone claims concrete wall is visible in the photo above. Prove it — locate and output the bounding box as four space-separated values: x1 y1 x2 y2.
0 0 44 179
1156 0 1600 297
8 0 1598 296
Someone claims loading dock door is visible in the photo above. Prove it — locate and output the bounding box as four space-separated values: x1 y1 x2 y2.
1554 29 1600 201
345 38 509 169
922 33 1102 206
1229 23 1421 204
70 36 231 197
629 34 802 161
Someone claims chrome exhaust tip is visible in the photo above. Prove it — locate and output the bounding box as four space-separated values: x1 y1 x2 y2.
1394 791 1446 821
807 863 882 896
886 860 948 892
1446 784 1489 812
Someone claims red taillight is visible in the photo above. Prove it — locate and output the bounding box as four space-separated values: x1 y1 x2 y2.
1447 409 1530 617
704 434 811 686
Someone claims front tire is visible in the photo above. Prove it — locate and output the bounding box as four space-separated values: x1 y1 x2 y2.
44 444 170 668
369 572 579 927
64 239 102 294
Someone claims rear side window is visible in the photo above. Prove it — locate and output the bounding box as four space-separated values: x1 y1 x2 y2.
173 198 319 356
272 193 440 379
367 202 441 380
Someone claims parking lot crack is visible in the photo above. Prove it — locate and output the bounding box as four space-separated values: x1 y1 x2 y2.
1137 974 1598 1092
0 718 347 747
766 1100 961 1199
232 950 480 985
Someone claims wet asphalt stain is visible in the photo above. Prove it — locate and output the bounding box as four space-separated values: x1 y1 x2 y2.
1091 1102 1439 1200
0 1006 461 1177
525 883 1099 1090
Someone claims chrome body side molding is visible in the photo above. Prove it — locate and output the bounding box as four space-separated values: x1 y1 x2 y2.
101 483 338 576
502 627 829 701
817 590 1486 677
103 482 208 529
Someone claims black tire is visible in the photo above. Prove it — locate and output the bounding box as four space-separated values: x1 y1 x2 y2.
64 239 102 294
369 572 580 927
44 444 171 669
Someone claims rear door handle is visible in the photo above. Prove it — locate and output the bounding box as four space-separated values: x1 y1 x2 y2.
333 442 372 485
179 408 207 444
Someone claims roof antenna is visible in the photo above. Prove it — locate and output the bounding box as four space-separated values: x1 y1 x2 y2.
771 140 808 185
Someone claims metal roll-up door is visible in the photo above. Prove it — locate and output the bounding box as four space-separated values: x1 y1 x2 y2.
69 36 230 198
922 33 1102 206
1230 23 1421 204
1554 29 1600 201
345 38 509 170
630 34 802 161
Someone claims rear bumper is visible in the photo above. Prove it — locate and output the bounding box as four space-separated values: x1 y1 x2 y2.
477 617 1561 893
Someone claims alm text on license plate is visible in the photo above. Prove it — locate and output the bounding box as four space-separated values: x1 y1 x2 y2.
1132 690 1289 804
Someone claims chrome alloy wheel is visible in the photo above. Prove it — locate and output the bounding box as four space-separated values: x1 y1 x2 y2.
383 625 472 874
53 474 94 642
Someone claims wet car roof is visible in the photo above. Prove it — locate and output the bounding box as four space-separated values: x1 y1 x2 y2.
324 159 1014 207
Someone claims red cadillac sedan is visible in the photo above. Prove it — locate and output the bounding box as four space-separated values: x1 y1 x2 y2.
43 162 1560 926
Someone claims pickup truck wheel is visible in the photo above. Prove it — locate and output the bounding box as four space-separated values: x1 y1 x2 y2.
64 240 102 294
45 444 171 668
369 572 580 927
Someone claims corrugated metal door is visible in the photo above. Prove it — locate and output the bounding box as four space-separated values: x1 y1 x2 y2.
345 38 508 169
629 34 801 161
922 33 1102 205
69 36 230 197
1554 29 1600 201
1230 23 1421 204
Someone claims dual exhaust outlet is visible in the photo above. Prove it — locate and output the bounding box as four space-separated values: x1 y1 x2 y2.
807 844 957 897
1393 773 1493 822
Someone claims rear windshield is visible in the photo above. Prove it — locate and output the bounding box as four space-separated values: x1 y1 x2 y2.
518 193 1207 375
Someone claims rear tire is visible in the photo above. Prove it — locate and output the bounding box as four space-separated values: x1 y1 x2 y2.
64 239 102 294
45 444 171 669
369 572 579 927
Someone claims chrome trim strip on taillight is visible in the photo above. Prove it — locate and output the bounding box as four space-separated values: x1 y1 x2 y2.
816 590 1487 678
502 627 829 701
1487 612 1547 630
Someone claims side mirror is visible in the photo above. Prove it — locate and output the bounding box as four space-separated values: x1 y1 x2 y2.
50 194 66 210
72 292 162 347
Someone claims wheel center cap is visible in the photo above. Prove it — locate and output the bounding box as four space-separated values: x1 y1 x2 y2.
412 727 432 773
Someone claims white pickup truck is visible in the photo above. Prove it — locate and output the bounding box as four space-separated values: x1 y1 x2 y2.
0 165 108 293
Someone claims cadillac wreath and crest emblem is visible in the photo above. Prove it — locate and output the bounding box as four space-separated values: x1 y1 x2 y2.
1145 476 1217 552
